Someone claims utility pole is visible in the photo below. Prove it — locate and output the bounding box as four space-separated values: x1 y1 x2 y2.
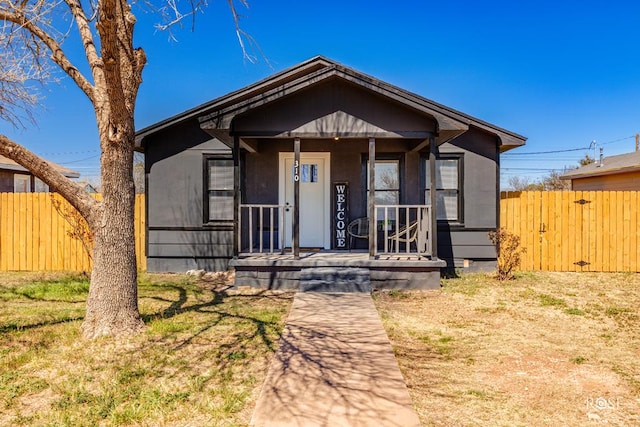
636 133 639 151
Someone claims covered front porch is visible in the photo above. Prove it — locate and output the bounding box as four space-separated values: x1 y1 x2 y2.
197 59 459 290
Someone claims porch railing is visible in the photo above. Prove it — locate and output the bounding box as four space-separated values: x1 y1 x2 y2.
239 204 288 254
374 205 431 256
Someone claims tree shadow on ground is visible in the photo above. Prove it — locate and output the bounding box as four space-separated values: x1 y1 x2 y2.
131 277 295 389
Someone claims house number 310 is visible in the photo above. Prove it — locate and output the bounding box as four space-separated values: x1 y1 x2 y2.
293 160 300 182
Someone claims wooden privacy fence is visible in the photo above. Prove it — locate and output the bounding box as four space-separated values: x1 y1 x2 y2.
501 191 640 272
0 193 146 272
1 191 638 273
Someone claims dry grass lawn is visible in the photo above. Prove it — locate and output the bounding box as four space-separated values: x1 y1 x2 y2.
375 271 640 426
2 270 639 426
0 271 293 426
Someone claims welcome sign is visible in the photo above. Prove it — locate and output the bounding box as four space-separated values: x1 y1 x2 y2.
333 182 349 249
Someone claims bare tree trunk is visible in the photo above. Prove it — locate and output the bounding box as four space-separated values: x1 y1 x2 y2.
82 138 143 338
80 0 145 339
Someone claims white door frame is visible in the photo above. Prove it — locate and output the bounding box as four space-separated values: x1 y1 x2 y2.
278 152 331 249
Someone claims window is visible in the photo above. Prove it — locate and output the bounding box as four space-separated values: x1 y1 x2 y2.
295 164 318 183
13 174 31 192
205 157 234 223
34 178 49 193
425 156 462 222
366 160 400 205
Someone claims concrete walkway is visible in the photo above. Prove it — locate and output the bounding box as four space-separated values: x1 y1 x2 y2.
250 292 421 427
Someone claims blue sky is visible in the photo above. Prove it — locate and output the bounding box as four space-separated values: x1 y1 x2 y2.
2 0 640 187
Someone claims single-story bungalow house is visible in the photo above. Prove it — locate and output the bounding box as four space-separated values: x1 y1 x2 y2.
136 57 526 289
0 154 79 192
561 150 640 190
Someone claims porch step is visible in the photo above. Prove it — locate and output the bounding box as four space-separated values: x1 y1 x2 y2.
299 267 371 293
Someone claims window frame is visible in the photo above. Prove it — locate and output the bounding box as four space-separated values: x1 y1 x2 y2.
13 174 31 193
203 154 235 225
423 153 464 224
361 154 404 212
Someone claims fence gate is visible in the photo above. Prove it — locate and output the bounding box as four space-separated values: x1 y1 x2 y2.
500 191 639 272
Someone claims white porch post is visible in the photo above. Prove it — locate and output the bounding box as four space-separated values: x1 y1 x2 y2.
429 136 439 259
368 137 376 259
293 137 301 259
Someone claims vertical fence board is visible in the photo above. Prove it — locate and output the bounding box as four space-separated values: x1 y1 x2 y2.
622 192 631 272
585 191 596 272
564 192 574 271
540 191 549 271
602 192 610 272
630 191 636 271
574 191 584 271
44 194 53 270
0 193 7 271
609 192 618 272
25 193 33 270
36 194 45 270
594 191 604 272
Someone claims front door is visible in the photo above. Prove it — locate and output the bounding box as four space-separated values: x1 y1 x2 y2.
279 153 330 248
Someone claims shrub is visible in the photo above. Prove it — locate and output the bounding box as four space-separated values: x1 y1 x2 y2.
488 228 525 281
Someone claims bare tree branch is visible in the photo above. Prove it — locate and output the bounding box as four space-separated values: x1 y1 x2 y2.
0 134 102 223
226 0 269 66
63 0 104 87
0 1 96 105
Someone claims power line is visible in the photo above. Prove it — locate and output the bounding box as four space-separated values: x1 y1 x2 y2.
600 135 635 145
36 149 100 156
59 155 100 165
503 146 589 156
502 167 573 172
503 134 636 157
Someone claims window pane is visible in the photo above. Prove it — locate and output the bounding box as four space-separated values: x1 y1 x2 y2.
34 178 49 193
208 159 233 190
425 158 458 190
375 162 399 190
375 190 398 205
299 164 318 183
438 160 458 189
13 175 30 193
207 158 234 222
436 191 458 221
367 161 399 190
208 192 234 221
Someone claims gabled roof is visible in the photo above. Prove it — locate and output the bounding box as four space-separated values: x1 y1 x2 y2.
0 155 80 178
560 151 640 180
136 56 526 151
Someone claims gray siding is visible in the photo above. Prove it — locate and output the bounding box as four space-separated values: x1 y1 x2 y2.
144 105 502 273
436 127 499 267
145 119 232 272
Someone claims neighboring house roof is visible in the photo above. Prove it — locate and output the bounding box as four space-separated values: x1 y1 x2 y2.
75 180 99 193
560 151 640 180
136 56 527 152
0 154 80 178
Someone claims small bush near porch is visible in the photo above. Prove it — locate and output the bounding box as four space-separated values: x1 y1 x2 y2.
375 272 640 426
0 272 292 426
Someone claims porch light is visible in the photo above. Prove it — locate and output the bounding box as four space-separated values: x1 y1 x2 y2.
334 136 340 141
